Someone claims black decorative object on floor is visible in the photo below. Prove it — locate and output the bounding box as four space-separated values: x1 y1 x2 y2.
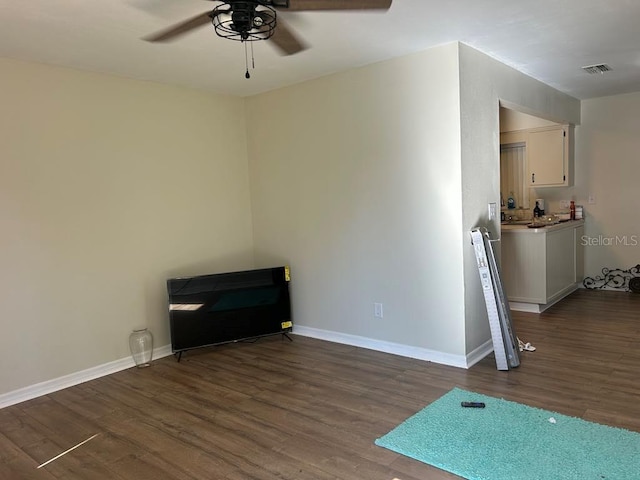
583 264 640 292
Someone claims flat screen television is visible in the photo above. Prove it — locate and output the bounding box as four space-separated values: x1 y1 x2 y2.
167 266 292 359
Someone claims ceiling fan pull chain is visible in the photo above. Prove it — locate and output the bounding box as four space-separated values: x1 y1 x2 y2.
251 41 255 69
244 41 250 79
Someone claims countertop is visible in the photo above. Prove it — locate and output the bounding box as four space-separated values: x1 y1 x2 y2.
501 219 584 234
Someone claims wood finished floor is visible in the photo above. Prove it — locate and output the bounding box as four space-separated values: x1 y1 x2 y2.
1 289 639 479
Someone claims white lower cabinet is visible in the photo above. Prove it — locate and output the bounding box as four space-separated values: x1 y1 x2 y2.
500 220 584 312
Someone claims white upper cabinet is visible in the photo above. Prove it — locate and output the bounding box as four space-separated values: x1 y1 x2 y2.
527 125 573 187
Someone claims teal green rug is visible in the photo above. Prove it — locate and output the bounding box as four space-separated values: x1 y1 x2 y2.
375 388 640 480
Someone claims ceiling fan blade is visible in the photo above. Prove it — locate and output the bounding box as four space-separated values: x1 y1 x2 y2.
269 18 308 55
144 11 214 42
276 0 392 11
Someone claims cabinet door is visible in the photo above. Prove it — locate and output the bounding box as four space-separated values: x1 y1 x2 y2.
545 227 576 301
574 225 585 282
528 127 567 186
501 233 546 303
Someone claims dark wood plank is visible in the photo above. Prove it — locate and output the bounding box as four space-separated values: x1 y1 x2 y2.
0 288 639 479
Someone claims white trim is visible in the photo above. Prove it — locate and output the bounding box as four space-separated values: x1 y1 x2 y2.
465 339 494 368
510 283 579 313
0 332 495 410
292 325 487 369
545 284 579 308
0 345 173 409
509 301 545 313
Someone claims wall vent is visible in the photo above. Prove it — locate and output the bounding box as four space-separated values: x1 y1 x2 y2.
582 64 612 74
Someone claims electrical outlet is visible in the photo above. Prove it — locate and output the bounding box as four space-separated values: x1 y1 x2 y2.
374 303 383 318
588 194 596 204
559 200 570 209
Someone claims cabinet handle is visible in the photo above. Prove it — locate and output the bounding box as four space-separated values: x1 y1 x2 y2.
531 173 535 183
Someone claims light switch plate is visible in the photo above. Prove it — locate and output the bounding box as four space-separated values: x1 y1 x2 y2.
488 202 497 220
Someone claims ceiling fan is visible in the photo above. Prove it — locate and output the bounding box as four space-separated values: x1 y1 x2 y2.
144 0 393 58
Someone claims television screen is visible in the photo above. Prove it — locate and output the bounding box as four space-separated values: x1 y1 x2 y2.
167 266 292 355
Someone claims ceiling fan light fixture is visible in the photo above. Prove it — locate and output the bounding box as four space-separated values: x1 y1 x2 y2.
143 0 393 78
212 2 277 42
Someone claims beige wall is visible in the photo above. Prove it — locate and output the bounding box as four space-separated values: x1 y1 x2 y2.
458 44 581 353
500 108 558 132
539 92 640 278
3 42 626 399
246 43 467 357
0 58 254 395
245 41 581 363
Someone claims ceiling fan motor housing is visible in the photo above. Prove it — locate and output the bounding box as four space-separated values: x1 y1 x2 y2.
213 2 277 41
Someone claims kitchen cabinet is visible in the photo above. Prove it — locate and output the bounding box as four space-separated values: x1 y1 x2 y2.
527 124 573 187
500 220 584 312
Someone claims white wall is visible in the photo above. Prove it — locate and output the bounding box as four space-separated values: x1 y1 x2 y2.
457 44 581 353
0 58 254 395
245 44 467 359
566 92 640 277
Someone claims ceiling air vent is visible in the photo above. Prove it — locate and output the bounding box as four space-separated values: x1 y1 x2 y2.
582 64 612 74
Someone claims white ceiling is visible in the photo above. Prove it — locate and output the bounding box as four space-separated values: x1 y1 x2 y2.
1 0 639 99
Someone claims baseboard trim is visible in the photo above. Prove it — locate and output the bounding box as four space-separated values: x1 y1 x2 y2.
1 331 496 410
0 345 173 409
510 283 580 313
509 301 545 313
465 339 494 368
293 325 486 369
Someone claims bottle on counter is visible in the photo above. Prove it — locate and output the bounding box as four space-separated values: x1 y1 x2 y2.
570 201 576 220
533 201 541 218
